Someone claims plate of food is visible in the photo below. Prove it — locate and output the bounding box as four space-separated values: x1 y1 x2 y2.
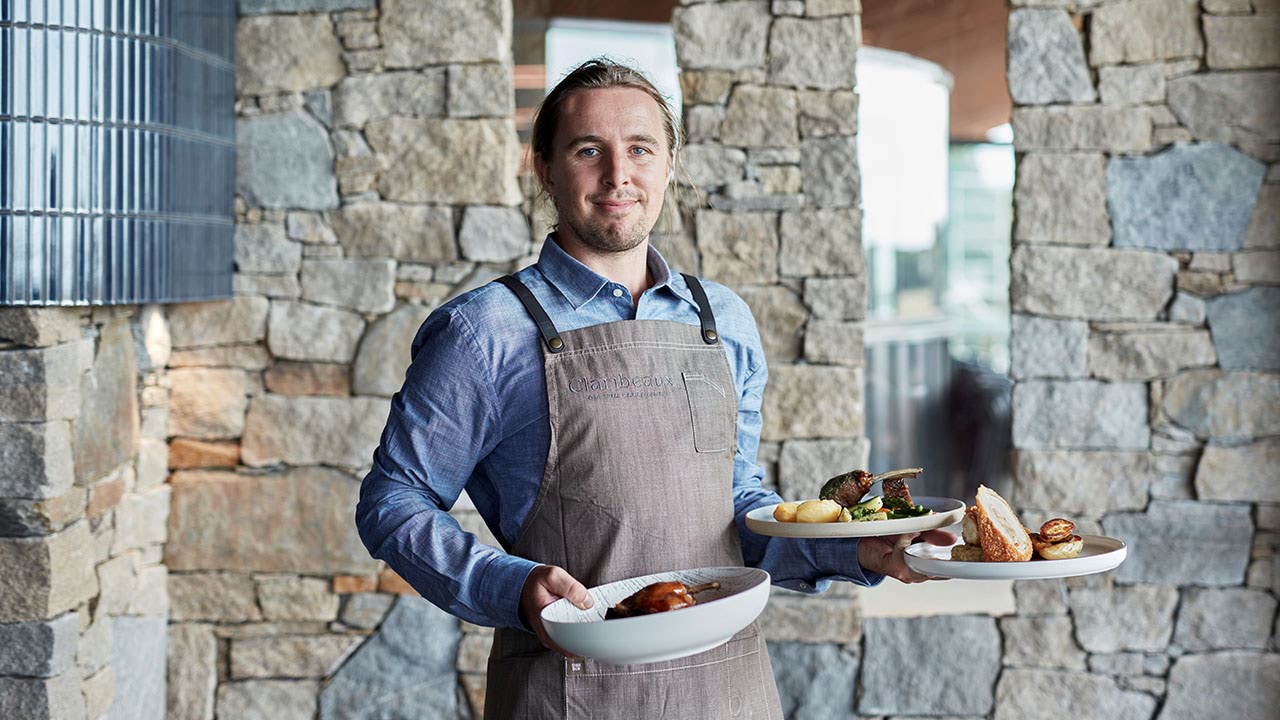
745 467 966 538
540 566 769 665
903 484 1127 580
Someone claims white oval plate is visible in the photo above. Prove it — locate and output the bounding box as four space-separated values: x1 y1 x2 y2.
904 535 1128 580
744 496 966 538
540 566 769 666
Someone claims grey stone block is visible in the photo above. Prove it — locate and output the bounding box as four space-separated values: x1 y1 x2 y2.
1162 369 1280 442
217 680 319 720
0 343 83 422
239 1 374 17
1160 652 1280 720
801 136 859 207
860 616 999 716
0 612 78 677
448 63 514 118
0 522 95 623
0 672 83 720
1012 106 1153 153
0 308 81 347
1206 287 1280 370
779 209 863 277
1172 588 1277 652
1013 153 1109 245
1089 0 1202 65
767 642 858 720
320 596 460 720
1012 380 1150 450
768 17 858 90
1013 450 1152 514
762 366 861 441
1168 72 1280 147
739 286 808 365
1010 315 1087 379
333 70 447 129
1103 500 1252 585
230 635 360 678
108 616 168 720
366 118 522 205
339 593 393 630
999 616 1085 669
167 296 270 350
380 0 509 68
238 112 338 211
1108 144 1266 252
994 670 1154 720
352 303 434 398
459 206 530 262
234 224 301 275
1070 585 1177 653
1011 245 1177 321
237 14 344 96
1007 9 1095 104
673 1 771 71
1197 438 1280 503
301 259 396 315
168 624 217 720
266 301 365 364
0 422 74 500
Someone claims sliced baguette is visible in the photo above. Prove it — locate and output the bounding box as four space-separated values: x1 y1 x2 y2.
973 485 1033 562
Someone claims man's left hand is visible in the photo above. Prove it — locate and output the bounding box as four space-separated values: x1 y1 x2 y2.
857 529 956 583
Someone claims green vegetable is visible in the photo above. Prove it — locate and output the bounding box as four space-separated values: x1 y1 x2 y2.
857 510 888 522
849 496 883 519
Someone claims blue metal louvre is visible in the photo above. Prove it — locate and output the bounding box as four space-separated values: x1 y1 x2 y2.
1 0 235 306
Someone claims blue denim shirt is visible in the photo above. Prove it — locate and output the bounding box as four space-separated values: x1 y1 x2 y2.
356 236 882 630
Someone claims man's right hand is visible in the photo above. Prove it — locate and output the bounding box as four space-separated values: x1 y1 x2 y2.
519 564 594 657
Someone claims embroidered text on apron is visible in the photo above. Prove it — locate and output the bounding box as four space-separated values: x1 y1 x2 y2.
484 273 783 720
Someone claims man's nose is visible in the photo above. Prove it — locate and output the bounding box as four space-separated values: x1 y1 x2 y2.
601 152 629 188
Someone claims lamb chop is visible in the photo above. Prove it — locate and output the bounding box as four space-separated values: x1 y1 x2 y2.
819 467 923 508
605 581 721 620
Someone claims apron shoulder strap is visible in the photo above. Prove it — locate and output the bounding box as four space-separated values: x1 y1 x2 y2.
496 275 565 353
680 273 720 345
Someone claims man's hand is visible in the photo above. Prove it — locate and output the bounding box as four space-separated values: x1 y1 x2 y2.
520 565 594 657
857 529 956 583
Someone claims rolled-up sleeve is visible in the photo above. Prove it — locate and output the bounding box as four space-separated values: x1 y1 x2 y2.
356 308 538 629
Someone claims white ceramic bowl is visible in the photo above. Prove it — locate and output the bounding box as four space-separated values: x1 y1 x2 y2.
540 566 770 665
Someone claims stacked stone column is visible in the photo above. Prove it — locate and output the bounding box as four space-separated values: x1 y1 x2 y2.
1004 0 1280 717
162 0 526 718
670 0 872 704
1 306 172 720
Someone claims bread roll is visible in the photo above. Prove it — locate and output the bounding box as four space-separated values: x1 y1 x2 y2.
962 506 980 545
1039 518 1075 544
950 544 984 562
972 485 1033 562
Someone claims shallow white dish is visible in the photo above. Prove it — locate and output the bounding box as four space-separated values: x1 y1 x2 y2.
903 535 1128 580
745 496 966 538
540 566 770 665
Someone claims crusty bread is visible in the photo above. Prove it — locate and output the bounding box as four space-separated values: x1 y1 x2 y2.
973 485 1033 562
950 544 984 562
1037 534 1083 560
962 506 980 545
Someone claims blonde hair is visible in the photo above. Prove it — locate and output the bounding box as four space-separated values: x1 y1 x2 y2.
531 58 682 166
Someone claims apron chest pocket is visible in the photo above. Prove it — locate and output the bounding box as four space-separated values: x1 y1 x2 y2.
683 372 731 453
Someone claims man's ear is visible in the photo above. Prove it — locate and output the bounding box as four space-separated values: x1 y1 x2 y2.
534 154 554 195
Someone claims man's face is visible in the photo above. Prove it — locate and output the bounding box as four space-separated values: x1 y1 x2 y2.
536 87 672 254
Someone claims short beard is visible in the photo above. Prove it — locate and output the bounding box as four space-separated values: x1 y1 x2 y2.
557 205 649 255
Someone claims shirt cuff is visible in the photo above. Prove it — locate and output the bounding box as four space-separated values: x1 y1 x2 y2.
476 553 542 631
809 538 886 589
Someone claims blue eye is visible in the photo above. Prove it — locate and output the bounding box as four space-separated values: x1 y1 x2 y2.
579 148 599 157
631 147 651 155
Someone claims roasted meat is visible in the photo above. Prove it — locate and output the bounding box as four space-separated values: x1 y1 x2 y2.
605 581 720 620
820 467 923 508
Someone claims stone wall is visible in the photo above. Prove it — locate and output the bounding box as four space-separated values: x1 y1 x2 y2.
1 306 172 720
1003 0 1280 718
166 0 526 717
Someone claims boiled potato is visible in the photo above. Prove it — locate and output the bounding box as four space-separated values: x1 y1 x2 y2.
773 502 800 522
795 499 843 523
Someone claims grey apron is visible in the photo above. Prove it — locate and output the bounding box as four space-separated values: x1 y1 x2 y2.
484 273 783 720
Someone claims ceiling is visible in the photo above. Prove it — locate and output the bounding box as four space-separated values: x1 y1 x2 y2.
513 0 1011 141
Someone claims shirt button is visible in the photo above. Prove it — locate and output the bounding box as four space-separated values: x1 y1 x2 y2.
612 288 624 298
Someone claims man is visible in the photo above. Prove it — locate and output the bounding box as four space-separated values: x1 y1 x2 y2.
356 59 952 719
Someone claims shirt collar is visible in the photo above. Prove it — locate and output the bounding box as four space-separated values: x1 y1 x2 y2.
535 234 700 312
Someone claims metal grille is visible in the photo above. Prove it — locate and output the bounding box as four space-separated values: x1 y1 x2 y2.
1 0 235 305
